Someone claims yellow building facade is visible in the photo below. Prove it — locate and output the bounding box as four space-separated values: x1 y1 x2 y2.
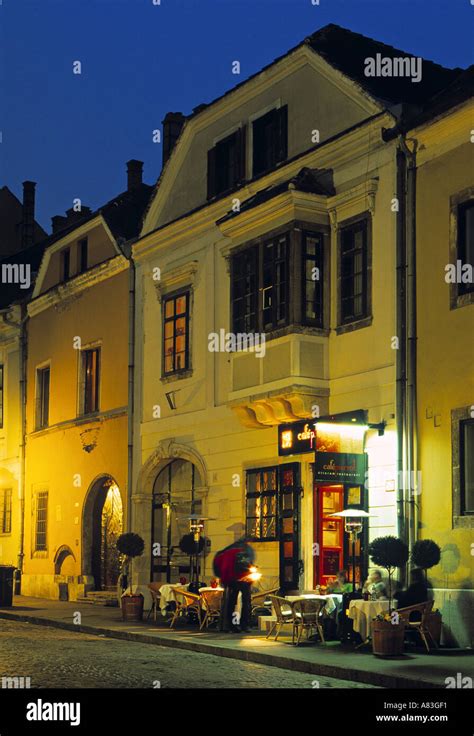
414 95 474 646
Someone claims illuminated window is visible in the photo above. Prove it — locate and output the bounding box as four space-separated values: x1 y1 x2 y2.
0 488 12 534
82 348 100 415
163 291 190 376
246 467 278 540
36 366 50 429
35 491 48 551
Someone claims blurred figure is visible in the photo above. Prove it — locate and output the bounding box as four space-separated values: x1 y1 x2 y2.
213 537 255 633
395 568 429 609
327 570 352 594
362 569 387 599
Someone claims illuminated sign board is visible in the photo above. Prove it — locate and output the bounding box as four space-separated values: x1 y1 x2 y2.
278 421 316 456
313 452 366 484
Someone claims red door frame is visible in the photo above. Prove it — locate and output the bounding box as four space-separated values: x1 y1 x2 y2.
312 484 344 588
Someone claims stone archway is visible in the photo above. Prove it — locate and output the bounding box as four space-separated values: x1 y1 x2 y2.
82 475 123 590
54 545 76 576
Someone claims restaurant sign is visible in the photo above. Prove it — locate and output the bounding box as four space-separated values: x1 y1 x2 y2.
278 421 316 456
313 452 366 484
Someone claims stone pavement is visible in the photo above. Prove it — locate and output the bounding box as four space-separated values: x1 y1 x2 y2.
0 619 375 689
1 596 473 689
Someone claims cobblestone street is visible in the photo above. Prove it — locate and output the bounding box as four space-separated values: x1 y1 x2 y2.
0 620 376 689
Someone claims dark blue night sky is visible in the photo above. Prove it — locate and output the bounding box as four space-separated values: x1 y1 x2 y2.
2 0 473 230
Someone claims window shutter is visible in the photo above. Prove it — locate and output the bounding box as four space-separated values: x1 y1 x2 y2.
207 146 217 200
276 105 288 163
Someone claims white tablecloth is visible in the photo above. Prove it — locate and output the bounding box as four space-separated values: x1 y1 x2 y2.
285 594 337 615
348 599 390 640
158 584 189 613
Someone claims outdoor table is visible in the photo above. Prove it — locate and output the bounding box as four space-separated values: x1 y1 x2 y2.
158 583 189 614
348 599 390 641
285 594 337 616
198 586 224 592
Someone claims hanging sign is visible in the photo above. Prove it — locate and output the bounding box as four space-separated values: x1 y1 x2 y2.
278 421 316 456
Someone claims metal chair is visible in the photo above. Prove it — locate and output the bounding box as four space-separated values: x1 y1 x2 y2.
169 588 201 629
199 589 223 630
146 583 163 622
396 600 436 653
266 595 295 641
292 598 326 646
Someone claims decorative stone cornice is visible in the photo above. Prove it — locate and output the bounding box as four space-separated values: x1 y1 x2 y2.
28 255 128 318
154 260 199 303
136 439 209 497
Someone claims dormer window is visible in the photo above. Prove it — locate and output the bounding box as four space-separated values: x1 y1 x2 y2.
252 106 288 177
61 248 70 282
79 238 88 273
207 127 246 199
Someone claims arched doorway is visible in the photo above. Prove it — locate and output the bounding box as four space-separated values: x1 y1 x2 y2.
83 476 123 590
151 459 206 584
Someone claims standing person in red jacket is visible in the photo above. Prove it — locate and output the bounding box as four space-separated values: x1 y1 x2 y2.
213 537 256 633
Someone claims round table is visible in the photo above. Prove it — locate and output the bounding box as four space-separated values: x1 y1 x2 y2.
285 594 337 615
348 599 390 640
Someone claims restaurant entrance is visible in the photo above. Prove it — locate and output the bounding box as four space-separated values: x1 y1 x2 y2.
312 482 367 589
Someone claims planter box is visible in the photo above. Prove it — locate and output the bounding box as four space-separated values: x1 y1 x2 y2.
121 593 144 622
372 619 405 656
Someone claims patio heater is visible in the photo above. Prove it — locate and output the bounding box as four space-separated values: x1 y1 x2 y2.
329 509 371 592
185 514 209 583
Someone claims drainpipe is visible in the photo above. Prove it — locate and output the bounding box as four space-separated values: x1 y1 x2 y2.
127 257 135 534
395 147 408 574
1 306 28 592
399 136 419 557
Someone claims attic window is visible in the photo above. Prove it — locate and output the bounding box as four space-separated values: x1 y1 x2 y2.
207 128 246 199
61 248 70 282
252 106 288 177
79 238 88 273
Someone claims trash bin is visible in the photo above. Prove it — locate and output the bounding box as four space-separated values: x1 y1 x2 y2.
0 566 15 607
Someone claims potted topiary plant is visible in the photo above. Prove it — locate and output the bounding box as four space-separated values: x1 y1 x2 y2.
368 535 409 656
411 539 442 644
117 532 145 621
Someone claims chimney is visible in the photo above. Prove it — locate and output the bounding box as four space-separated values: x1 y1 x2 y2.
127 159 143 191
51 206 92 235
22 180 36 249
162 112 185 167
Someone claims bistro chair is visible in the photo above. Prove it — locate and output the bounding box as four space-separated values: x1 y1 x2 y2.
251 586 280 616
199 589 223 630
396 600 436 653
292 598 326 646
169 588 201 629
266 595 295 641
146 583 163 622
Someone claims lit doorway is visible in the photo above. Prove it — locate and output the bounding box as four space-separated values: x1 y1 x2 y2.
84 476 123 590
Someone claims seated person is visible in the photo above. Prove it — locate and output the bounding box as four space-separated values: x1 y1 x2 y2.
362 569 387 599
327 569 352 594
395 568 429 610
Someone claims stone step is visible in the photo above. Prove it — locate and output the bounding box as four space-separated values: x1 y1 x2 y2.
76 593 119 607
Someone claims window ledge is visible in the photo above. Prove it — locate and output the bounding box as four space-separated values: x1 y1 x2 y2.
0 532 12 537
453 515 474 529
450 291 474 310
161 369 193 384
336 315 373 335
264 324 330 341
32 551 48 559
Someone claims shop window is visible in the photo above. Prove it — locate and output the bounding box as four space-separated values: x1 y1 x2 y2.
207 128 246 199
162 291 190 376
461 419 474 515
36 366 50 429
35 491 48 551
246 467 278 540
252 106 288 177
0 488 12 534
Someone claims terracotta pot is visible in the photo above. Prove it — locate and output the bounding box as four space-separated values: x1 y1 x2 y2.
121 593 144 622
372 619 405 656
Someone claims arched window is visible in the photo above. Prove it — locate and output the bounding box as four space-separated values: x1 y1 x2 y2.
151 459 205 583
